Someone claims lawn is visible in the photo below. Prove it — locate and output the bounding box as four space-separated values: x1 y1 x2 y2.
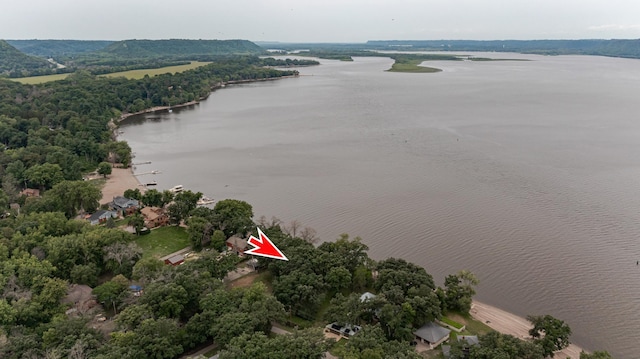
445 311 493 336
134 226 190 258
101 61 211 79
10 61 211 84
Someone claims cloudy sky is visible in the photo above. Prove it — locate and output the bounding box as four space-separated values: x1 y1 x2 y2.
2 0 640 42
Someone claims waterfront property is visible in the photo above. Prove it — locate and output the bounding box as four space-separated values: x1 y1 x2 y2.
140 206 169 228
413 322 451 349
226 236 249 256
110 196 139 215
87 210 118 225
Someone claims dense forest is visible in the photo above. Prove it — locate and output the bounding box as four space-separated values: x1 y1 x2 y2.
0 39 268 78
6 40 114 58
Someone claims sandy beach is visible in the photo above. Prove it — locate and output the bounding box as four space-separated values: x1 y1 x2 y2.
99 167 145 205
471 301 584 358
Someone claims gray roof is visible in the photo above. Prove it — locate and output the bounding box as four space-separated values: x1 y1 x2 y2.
88 210 115 222
458 335 479 346
360 292 377 302
226 236 248 249
413 322 451 343
112 196 139 208
167 254 185 264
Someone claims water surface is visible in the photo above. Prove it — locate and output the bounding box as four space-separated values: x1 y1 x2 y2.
121 53 640 358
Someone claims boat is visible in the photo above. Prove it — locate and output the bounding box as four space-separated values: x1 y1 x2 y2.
169 185 183 193
146 181 157 186
197 196 215 206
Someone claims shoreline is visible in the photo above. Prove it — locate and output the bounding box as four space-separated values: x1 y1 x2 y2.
471 300 584 358
102 74 586 358
101 167 588 359
98 166 145 205
108 75 299 138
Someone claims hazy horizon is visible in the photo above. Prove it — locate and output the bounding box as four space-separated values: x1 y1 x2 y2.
2 0 639 42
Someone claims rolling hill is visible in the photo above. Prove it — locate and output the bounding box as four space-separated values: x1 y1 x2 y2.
7 39 114 58
100 39 265 58
0 40 55 77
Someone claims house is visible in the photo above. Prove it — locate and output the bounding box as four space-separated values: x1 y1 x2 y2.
140 207 169 228
324 322 362 339
164 254 185 266
87 210 117 225
226 236 249 255
360 292 377 302
111 196 139 215
20 188 40 197
413 322 451 349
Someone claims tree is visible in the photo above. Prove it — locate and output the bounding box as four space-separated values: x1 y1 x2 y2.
46 180 101 217
211 229 227 251
187 216 209 251
97 162 112 178
140 282 189 318
213 199 254 237
527 314 572 358
103 242 142 276
140 189 162 207
580 351 613 359
219 328 329 359
325 266 352 292
123 188 141 200
24 163 64 190
468 331 544 359
443 270 479 313
335 325 421 359
128 212 145 235
92 275 129 314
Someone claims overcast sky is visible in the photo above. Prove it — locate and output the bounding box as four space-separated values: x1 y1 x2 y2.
2 0 640 42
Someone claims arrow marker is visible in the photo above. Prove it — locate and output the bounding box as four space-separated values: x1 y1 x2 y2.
244 227 289 261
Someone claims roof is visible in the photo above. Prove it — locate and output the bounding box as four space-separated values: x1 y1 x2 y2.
21 188 40 197
166 254 184 264
112 196 139 208
360 292 377 302
140 206 161 220
413 322 451 343
458 335 479 346
88 210 115 222
226 236 248 249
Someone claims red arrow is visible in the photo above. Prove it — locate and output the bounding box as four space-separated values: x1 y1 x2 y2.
244 227 289 261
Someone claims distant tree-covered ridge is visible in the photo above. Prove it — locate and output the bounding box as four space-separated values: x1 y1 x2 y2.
6 39 114 58
100 39 266 58
367 39 640 58
0 40 55 77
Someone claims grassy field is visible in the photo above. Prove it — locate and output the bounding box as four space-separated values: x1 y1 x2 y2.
11 73 72 84
10 61 211 84
387 59 443 73
134 226 190 258
101 61 211 79
445 311 493 336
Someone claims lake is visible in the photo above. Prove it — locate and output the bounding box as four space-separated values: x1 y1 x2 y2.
120 53 640 358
